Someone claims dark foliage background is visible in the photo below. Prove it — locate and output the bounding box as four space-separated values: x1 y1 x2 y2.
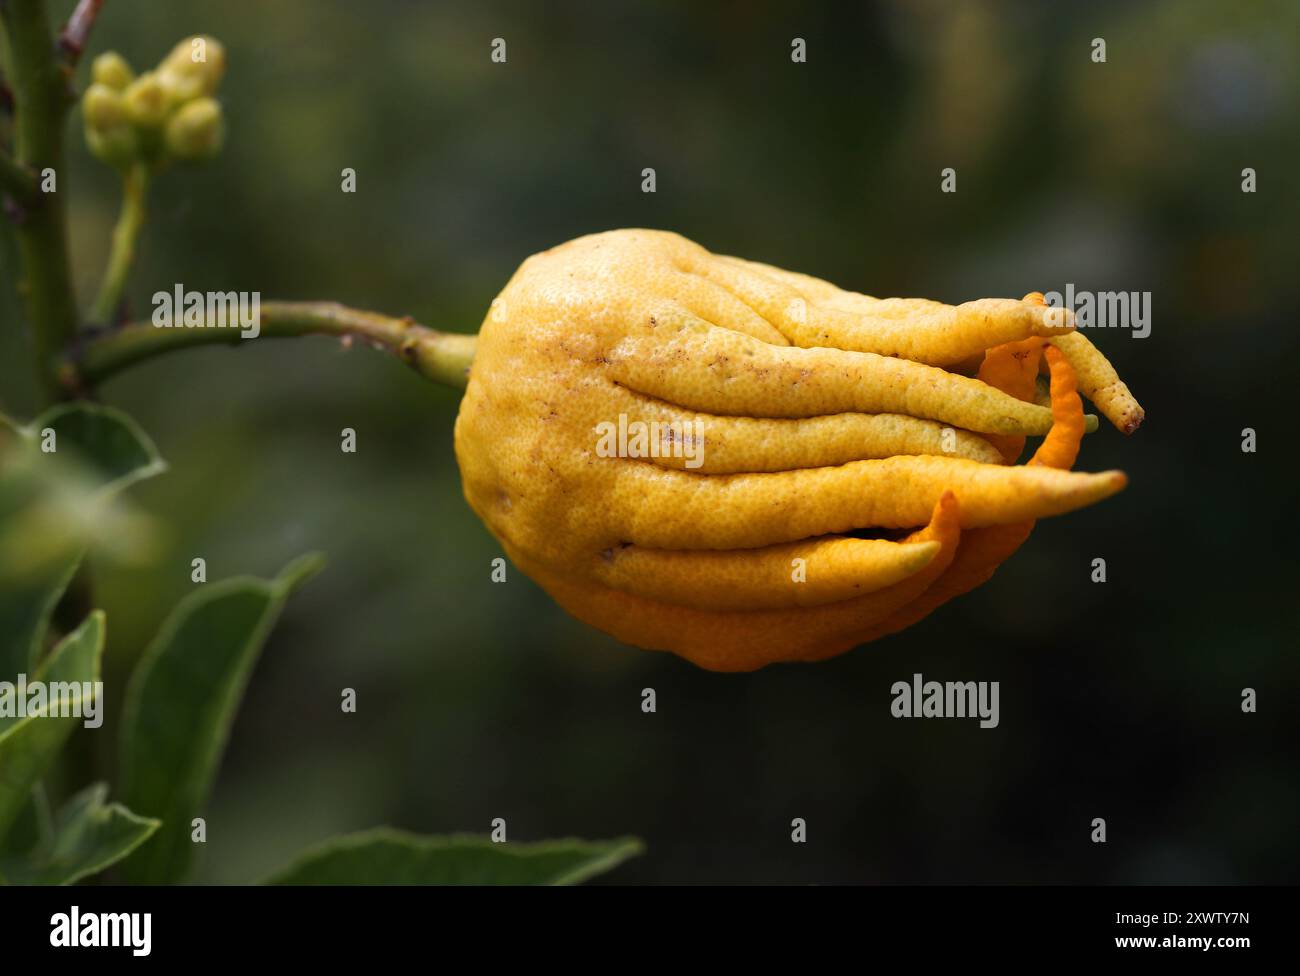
2 0 1297 882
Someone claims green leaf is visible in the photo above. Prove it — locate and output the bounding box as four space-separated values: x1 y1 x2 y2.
262 829 643 885
0 612 104 842
118 554 324 883
0 791 43 862
0 783 159 885
0 452 86 681
21 401 165 496
0 402 164 679
0 553 79 683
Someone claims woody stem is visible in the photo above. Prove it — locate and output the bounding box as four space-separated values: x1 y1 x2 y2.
62 299 478 392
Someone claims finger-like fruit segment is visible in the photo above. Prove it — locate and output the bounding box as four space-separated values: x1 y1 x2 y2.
605 385 1004 472
694 255 1074 365
714 255 842 303
606 327 1057 435
666 271 790 345
1029 346 1085 470
977 337 1044 463
865 343 1090 638
590 536 941 611
511 493 961 671
1049 332 1144 434
604 456 1126 550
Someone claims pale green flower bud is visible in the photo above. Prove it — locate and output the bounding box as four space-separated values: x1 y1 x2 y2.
161 35 226 97
82 83 127 132
85 123 139 167
123 73 170 128
164 97 224 160
91 51 135 91
157 66 204 106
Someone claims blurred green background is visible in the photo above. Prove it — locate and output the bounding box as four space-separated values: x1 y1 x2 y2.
3 0 1298 883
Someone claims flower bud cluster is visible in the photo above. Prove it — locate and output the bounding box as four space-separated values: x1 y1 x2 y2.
83 37 226 168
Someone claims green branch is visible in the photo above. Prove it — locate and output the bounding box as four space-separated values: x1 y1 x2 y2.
90 162 148 324
63 300 478 392
56 0 105 66
0 0 80 402
0 148 38 202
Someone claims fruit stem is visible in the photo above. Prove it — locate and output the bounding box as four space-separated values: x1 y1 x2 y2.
89 161 149 325
61 300 478 392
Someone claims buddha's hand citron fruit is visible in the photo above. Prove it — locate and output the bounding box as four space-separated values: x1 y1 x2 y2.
453 229 1137 671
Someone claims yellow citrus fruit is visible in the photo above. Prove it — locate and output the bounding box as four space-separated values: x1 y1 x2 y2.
453 230 1134 670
